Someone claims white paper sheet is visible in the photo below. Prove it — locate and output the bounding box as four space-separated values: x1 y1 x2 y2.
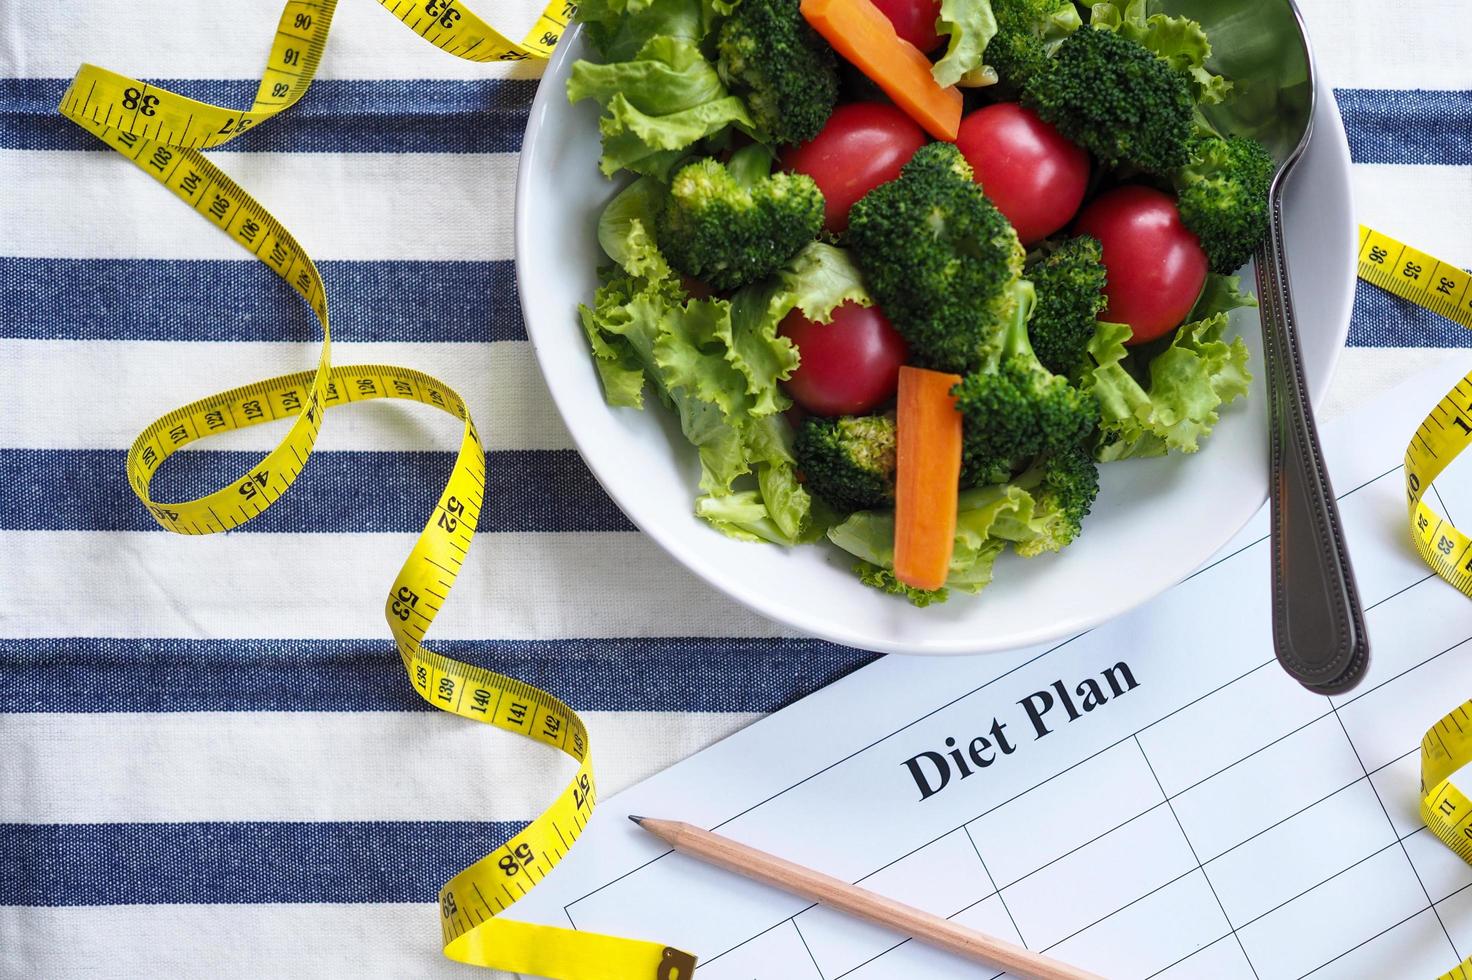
510 356 1472 980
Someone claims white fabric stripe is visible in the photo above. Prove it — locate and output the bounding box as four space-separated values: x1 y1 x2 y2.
1 339 574 452
0 0 552 82
0 710 756 823
0 150 519 260
1297 0 1472 91
0 0 1465 90
6 346 1458 454
1321 348 1462 425
1351 164 1472 267
0 531 803 639
8 158 1470 266
0 904 477 980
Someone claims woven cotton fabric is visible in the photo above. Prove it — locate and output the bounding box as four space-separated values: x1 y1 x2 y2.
1 0 1469 975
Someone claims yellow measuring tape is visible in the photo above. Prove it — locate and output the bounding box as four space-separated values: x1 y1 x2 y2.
1357 227 1472 600
1355 226 1472 980
1426 699 1472 980
58 2 693 978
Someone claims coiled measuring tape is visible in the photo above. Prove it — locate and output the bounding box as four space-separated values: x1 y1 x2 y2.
1356 226 1472 980
58 2 694 978
1357 227 1472 600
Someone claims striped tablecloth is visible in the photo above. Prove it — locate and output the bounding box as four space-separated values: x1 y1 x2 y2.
1 0 1469 975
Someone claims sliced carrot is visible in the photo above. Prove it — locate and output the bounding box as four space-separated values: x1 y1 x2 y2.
801 0 963 141
894 366 963 592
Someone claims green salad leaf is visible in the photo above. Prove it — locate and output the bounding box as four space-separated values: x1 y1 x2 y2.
576 0 729 61
568 36 754 178
1088 0 1230 105
1084 305 1253 461
723 241 871 415
1190 271 1258 320
932 0 1001 88
581 178 824 543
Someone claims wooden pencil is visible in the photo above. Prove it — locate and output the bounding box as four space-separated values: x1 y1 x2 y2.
629 815 1104 980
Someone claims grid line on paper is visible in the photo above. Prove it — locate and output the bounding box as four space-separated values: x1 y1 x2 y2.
1432 482 1457 526
792 919 825 979
827 892 1008 980
1326 704 1462 960
1133 735 1261 980
698 914 819 970
962 823 1025 947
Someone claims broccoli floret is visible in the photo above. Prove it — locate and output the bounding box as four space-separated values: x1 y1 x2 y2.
1172 134 1275 273
795 414 896 512
656 145 824 290
987 0 1084 93
847 143 1026 375
1015 445 1101 556
716 0 838 145
953 280 1100 486
1023 27 1194 175
1026 236 1108 378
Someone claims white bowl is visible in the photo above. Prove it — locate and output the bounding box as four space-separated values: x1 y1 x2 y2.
514 30 1355 655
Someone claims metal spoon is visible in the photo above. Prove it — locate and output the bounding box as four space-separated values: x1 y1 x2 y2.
1161 0 1369 693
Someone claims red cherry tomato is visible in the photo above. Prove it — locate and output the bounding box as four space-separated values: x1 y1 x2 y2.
869 0 943 51
780 103 928 234
1072 185 1209 345
779 301 909 416
954 103 1090 246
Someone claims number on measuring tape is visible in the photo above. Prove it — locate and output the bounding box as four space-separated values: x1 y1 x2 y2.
57 0 695 976
1403 368 1472 599
1359 225 1472 331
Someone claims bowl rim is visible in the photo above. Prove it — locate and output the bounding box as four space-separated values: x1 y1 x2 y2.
514 26 1356 656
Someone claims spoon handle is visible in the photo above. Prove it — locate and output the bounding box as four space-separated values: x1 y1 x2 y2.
1255 189 1369 693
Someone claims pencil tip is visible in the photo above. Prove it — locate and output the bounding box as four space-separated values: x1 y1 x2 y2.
628 814 645 825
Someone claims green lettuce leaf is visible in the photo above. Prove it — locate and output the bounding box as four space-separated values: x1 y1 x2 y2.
575 0 727 61
745 414 814 542
1085 312 1252 461
654 297 754 419
568 36 754 177
581 182 813 540
727 242 870 416
596 176 670 277
1190 272 1257 320
855 562 950 606
1088 0 1230 105
580 300 650 408
932 0 1000 88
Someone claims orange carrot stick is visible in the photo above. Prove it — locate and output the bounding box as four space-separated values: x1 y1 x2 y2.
894 366 963 592
801 0 963 142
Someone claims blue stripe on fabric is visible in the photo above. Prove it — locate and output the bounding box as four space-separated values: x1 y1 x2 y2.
1 449 634 533
3 78 1466 163
1333 88 1472 166
0 821 523 905
0 77 536 153
1348 280 1472 348
0 257 524 343
0 637 878 713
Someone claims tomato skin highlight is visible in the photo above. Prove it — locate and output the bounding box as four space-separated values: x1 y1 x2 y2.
779 301 909 416
868 0 943 51
780 103 928 234
954 103 1090 246
1072 185 1209 345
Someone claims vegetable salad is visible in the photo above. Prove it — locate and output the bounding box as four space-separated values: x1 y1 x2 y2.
571 0 1268 604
